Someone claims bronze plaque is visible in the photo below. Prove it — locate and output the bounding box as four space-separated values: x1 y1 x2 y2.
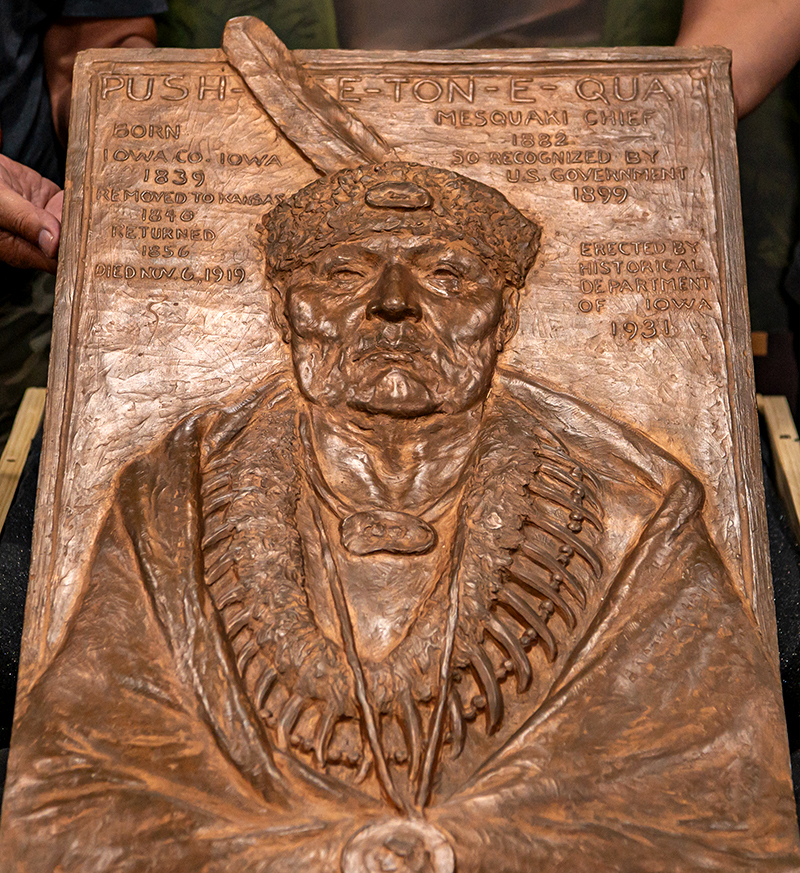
1 19 798 872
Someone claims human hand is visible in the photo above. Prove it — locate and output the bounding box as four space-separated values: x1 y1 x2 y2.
0 154 63 272
341 819 455 873
45 17 159 144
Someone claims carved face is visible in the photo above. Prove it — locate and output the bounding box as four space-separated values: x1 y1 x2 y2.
279 234 515 417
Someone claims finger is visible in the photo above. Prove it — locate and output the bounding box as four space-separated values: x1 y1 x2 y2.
46 189 65 222
0 154 61 206
0 185 61 259
0 231 58 273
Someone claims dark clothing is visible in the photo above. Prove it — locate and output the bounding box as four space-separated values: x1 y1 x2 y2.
156 0 338 53
2 0 61 183
0 0 167 185
0 0 167 446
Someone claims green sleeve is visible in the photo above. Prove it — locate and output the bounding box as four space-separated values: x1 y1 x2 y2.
157 0 339 50
601 0 683 46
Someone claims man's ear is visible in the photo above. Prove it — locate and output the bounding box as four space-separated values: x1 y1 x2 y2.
497 286 520 350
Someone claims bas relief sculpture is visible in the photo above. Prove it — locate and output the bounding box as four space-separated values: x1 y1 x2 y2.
3 160 800 872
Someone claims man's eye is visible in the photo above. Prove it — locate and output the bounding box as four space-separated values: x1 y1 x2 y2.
329 267 364 281
429 266 462 293
433 267 459 279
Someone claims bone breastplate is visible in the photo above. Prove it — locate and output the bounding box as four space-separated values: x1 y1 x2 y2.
200 387 607 805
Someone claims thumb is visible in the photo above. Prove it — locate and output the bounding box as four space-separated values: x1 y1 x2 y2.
0 185 61 259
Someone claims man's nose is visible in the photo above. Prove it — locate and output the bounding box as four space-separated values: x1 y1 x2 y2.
365 262 423 322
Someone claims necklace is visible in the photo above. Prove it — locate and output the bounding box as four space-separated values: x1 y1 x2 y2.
300 411 477 810
298 414 473 557
201 393 602 804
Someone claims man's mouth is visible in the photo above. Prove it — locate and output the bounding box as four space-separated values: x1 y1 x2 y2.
351 340 423 364
356 348 416 364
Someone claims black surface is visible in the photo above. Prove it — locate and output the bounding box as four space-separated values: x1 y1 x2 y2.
0 426 40 808
761 419 800 812
0 427 40 750
0 0 169 185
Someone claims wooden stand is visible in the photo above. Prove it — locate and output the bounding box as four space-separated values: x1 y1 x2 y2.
0 388 46 535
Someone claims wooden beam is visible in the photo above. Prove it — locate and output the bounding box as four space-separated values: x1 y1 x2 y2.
758 394 800 544
0 388 47 536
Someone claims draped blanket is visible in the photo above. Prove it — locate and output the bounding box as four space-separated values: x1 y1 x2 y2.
3 370 799 872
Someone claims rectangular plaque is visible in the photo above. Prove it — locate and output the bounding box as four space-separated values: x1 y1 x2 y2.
2 23 798 871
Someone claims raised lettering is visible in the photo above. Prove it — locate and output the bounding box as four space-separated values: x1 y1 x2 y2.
510 79 536 103
163 75 189 101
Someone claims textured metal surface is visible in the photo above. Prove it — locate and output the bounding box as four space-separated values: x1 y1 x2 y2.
1 25 797 872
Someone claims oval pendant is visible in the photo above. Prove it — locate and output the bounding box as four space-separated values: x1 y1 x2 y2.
340 510 437 556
